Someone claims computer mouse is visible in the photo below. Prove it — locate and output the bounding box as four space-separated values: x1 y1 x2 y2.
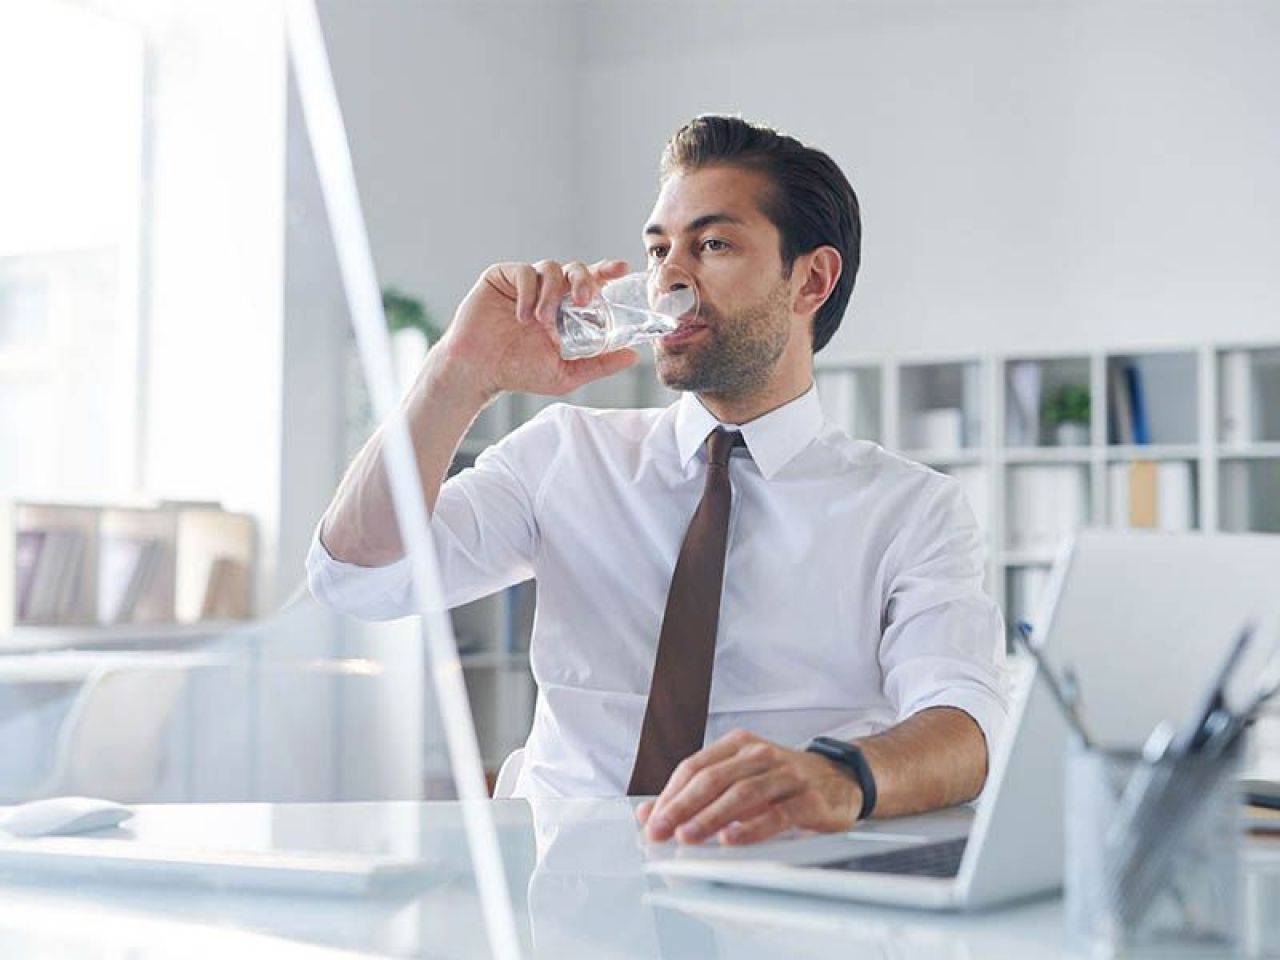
1 796 134 838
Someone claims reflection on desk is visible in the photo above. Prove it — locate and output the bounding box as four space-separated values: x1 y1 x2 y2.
0 798 1274 959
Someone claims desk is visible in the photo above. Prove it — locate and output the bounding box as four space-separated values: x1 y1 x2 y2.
0 799 1275 959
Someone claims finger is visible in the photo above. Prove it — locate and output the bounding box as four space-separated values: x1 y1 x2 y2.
648 740 779 843
635 799 655 825
532 260 567 329
674 762 804 845
590 258 630 282
648 729 757 825
719 805 792 846
563 260 595 307
510 263 539 325
560 347 639 391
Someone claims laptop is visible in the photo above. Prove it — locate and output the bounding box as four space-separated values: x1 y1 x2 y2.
648 529 1280 910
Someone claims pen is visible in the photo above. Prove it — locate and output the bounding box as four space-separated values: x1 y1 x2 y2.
1015 620 1094 749
1174 621 1255 756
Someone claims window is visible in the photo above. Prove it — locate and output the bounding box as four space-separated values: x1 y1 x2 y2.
0 3 145 499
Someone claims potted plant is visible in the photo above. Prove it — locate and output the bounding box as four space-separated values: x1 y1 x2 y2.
382 287 440 390
1044 383 1091 446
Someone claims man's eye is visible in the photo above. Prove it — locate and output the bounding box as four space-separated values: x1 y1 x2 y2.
701 238 729 253
647 246 668 260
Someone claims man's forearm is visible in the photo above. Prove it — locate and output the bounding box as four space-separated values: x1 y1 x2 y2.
319 346 496 568
854 706 989 819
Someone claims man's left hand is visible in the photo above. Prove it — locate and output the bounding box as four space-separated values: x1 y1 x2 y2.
634 728 862 846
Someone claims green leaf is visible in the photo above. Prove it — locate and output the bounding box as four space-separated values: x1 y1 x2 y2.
381 287 440 342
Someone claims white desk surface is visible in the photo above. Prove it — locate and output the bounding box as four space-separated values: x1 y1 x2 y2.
0 650 385 683
0 650 226 683
0 798 1275 959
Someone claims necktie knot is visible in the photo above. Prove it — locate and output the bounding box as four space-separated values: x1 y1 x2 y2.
706 428 743 469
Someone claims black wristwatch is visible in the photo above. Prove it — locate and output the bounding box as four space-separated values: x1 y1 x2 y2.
806 736 877 820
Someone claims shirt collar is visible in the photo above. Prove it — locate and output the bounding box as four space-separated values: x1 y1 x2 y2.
673 383 824 480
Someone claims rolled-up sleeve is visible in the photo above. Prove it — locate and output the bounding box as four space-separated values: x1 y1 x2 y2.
307 405 568 620
878 476 1009 757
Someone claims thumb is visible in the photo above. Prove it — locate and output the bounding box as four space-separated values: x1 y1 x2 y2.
564 347 640 389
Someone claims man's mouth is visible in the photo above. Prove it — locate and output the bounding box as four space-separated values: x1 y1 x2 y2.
659 307 711 345
661 315 709 345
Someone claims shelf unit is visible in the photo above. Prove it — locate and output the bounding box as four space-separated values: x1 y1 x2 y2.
816 341 1280 642
1 500 256 639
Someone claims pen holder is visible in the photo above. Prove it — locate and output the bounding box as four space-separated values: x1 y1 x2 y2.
1064 740 1243 957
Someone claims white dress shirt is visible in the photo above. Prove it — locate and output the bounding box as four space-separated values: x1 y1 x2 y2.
307 385 1007 798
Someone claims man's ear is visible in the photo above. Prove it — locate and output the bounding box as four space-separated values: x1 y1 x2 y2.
791 246 843 319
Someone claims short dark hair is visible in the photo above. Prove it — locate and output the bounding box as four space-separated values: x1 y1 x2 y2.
660 115 861 354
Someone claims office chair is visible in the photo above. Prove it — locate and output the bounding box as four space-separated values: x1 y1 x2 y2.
31 664 188 803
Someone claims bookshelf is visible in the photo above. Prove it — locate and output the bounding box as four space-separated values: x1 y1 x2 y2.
1 501 256 639
817 341 1280 644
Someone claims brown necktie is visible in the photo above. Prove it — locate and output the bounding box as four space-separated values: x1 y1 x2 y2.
628 427 744 796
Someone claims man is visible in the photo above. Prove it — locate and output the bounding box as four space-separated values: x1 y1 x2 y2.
308 115 1006 847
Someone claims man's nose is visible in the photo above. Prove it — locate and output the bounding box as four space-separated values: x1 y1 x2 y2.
653 258 695 293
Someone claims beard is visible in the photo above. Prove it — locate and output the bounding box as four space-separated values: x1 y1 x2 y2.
654 279 792 398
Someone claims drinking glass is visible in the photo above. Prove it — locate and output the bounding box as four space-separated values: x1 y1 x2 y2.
556 267 697 360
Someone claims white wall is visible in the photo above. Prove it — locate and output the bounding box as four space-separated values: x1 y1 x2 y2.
576 0 1280 360
309 0 1280 369
314 0 583 336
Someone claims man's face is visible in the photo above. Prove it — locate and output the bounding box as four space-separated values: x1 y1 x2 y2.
642 165 797 397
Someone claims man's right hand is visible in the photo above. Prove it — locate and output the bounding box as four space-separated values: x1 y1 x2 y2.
319 259 639 567
432 259 640 405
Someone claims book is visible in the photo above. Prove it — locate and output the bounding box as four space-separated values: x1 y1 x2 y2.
53 531 85 621
1109 364 1135 445
23 529 84 623
14 530 46 620
1124 363 1151 445
1129 461 1159 528
1219 350 1254 446
201 556 249 620
1008 362 1042 446
1156 461 1196 531
1108 463 1131 528
961 363 984 447
97 534 162 624
1008 466 1088 552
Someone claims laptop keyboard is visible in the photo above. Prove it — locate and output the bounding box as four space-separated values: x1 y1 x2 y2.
819 836 967 879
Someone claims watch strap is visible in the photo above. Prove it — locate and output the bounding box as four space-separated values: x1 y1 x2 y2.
806 736 877 820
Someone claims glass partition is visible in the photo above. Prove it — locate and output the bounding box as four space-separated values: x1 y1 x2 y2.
0 1 518 956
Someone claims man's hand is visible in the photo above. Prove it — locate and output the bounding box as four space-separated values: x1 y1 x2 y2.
319 257 640 567
433 258 639 404
634 729 862 846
